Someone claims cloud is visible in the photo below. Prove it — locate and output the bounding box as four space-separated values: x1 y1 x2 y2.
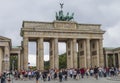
58 43 66 55
103 22 120 47
28 54 36 66
0 0 120 58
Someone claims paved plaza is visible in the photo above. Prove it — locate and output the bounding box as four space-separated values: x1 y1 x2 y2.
2 77 120 83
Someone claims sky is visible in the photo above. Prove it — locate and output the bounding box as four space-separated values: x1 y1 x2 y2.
0 0 120 66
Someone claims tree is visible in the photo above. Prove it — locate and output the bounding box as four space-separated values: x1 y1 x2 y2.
59 53 67 69
44 53 67 70
10 55 18 70
44 61 50 70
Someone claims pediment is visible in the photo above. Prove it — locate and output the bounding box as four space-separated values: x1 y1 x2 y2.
0 36 11 41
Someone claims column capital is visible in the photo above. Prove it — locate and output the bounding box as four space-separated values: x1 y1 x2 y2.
0 48 2 73
99 38 103 40
23 37 29 39
37 37 44 43
72 38 77 40
86 38 90 40
38 37 44 39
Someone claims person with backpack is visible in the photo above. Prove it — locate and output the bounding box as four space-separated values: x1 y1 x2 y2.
1 72 6 83
35 70 40 83
94 66 99 80
59 70 63 82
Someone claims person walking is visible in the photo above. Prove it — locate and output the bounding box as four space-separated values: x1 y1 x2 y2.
80 68 85 78
35 70 40 83
94 66 99 80
59 70 63 82
1 72 6 83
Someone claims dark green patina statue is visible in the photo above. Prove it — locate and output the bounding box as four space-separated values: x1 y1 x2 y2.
56 3 74 21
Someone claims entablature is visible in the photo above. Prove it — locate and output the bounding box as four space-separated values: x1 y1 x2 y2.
23 31 103 40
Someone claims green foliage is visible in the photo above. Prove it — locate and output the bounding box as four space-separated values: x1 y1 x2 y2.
10 55 18 70
59 53 67 69
44 53 67 69
44 61 50 70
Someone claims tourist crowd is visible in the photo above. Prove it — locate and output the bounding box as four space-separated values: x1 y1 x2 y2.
0 66 120 82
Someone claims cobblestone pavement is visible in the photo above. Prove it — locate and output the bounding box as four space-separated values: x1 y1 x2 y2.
3 77 120 83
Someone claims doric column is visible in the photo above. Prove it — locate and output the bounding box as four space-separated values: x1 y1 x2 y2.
78 40 86 68
96 40 100 67
105 53 108 67
20 48 24 70
86 38 91 68
54 38 59 69
4 46 10 71
83 40 87 68
18 53 20 70
50 38 58 69
20 41 24 70
0 48 2 73
118 52 120 67
23 37 28 70
72 39 77 68
99 39 104 67
78 41 81 68
50 39 55 69
66 39 73 68
36 41 39 70
113 54 115 67
37 38 44 70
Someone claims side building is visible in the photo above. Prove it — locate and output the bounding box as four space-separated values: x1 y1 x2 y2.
103 47 120 68
0 36 21 73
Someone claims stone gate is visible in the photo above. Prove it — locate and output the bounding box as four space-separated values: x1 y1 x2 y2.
20 21 105 70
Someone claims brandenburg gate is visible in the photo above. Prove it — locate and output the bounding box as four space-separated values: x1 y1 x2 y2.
20 20 105 70
20 4 105 70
